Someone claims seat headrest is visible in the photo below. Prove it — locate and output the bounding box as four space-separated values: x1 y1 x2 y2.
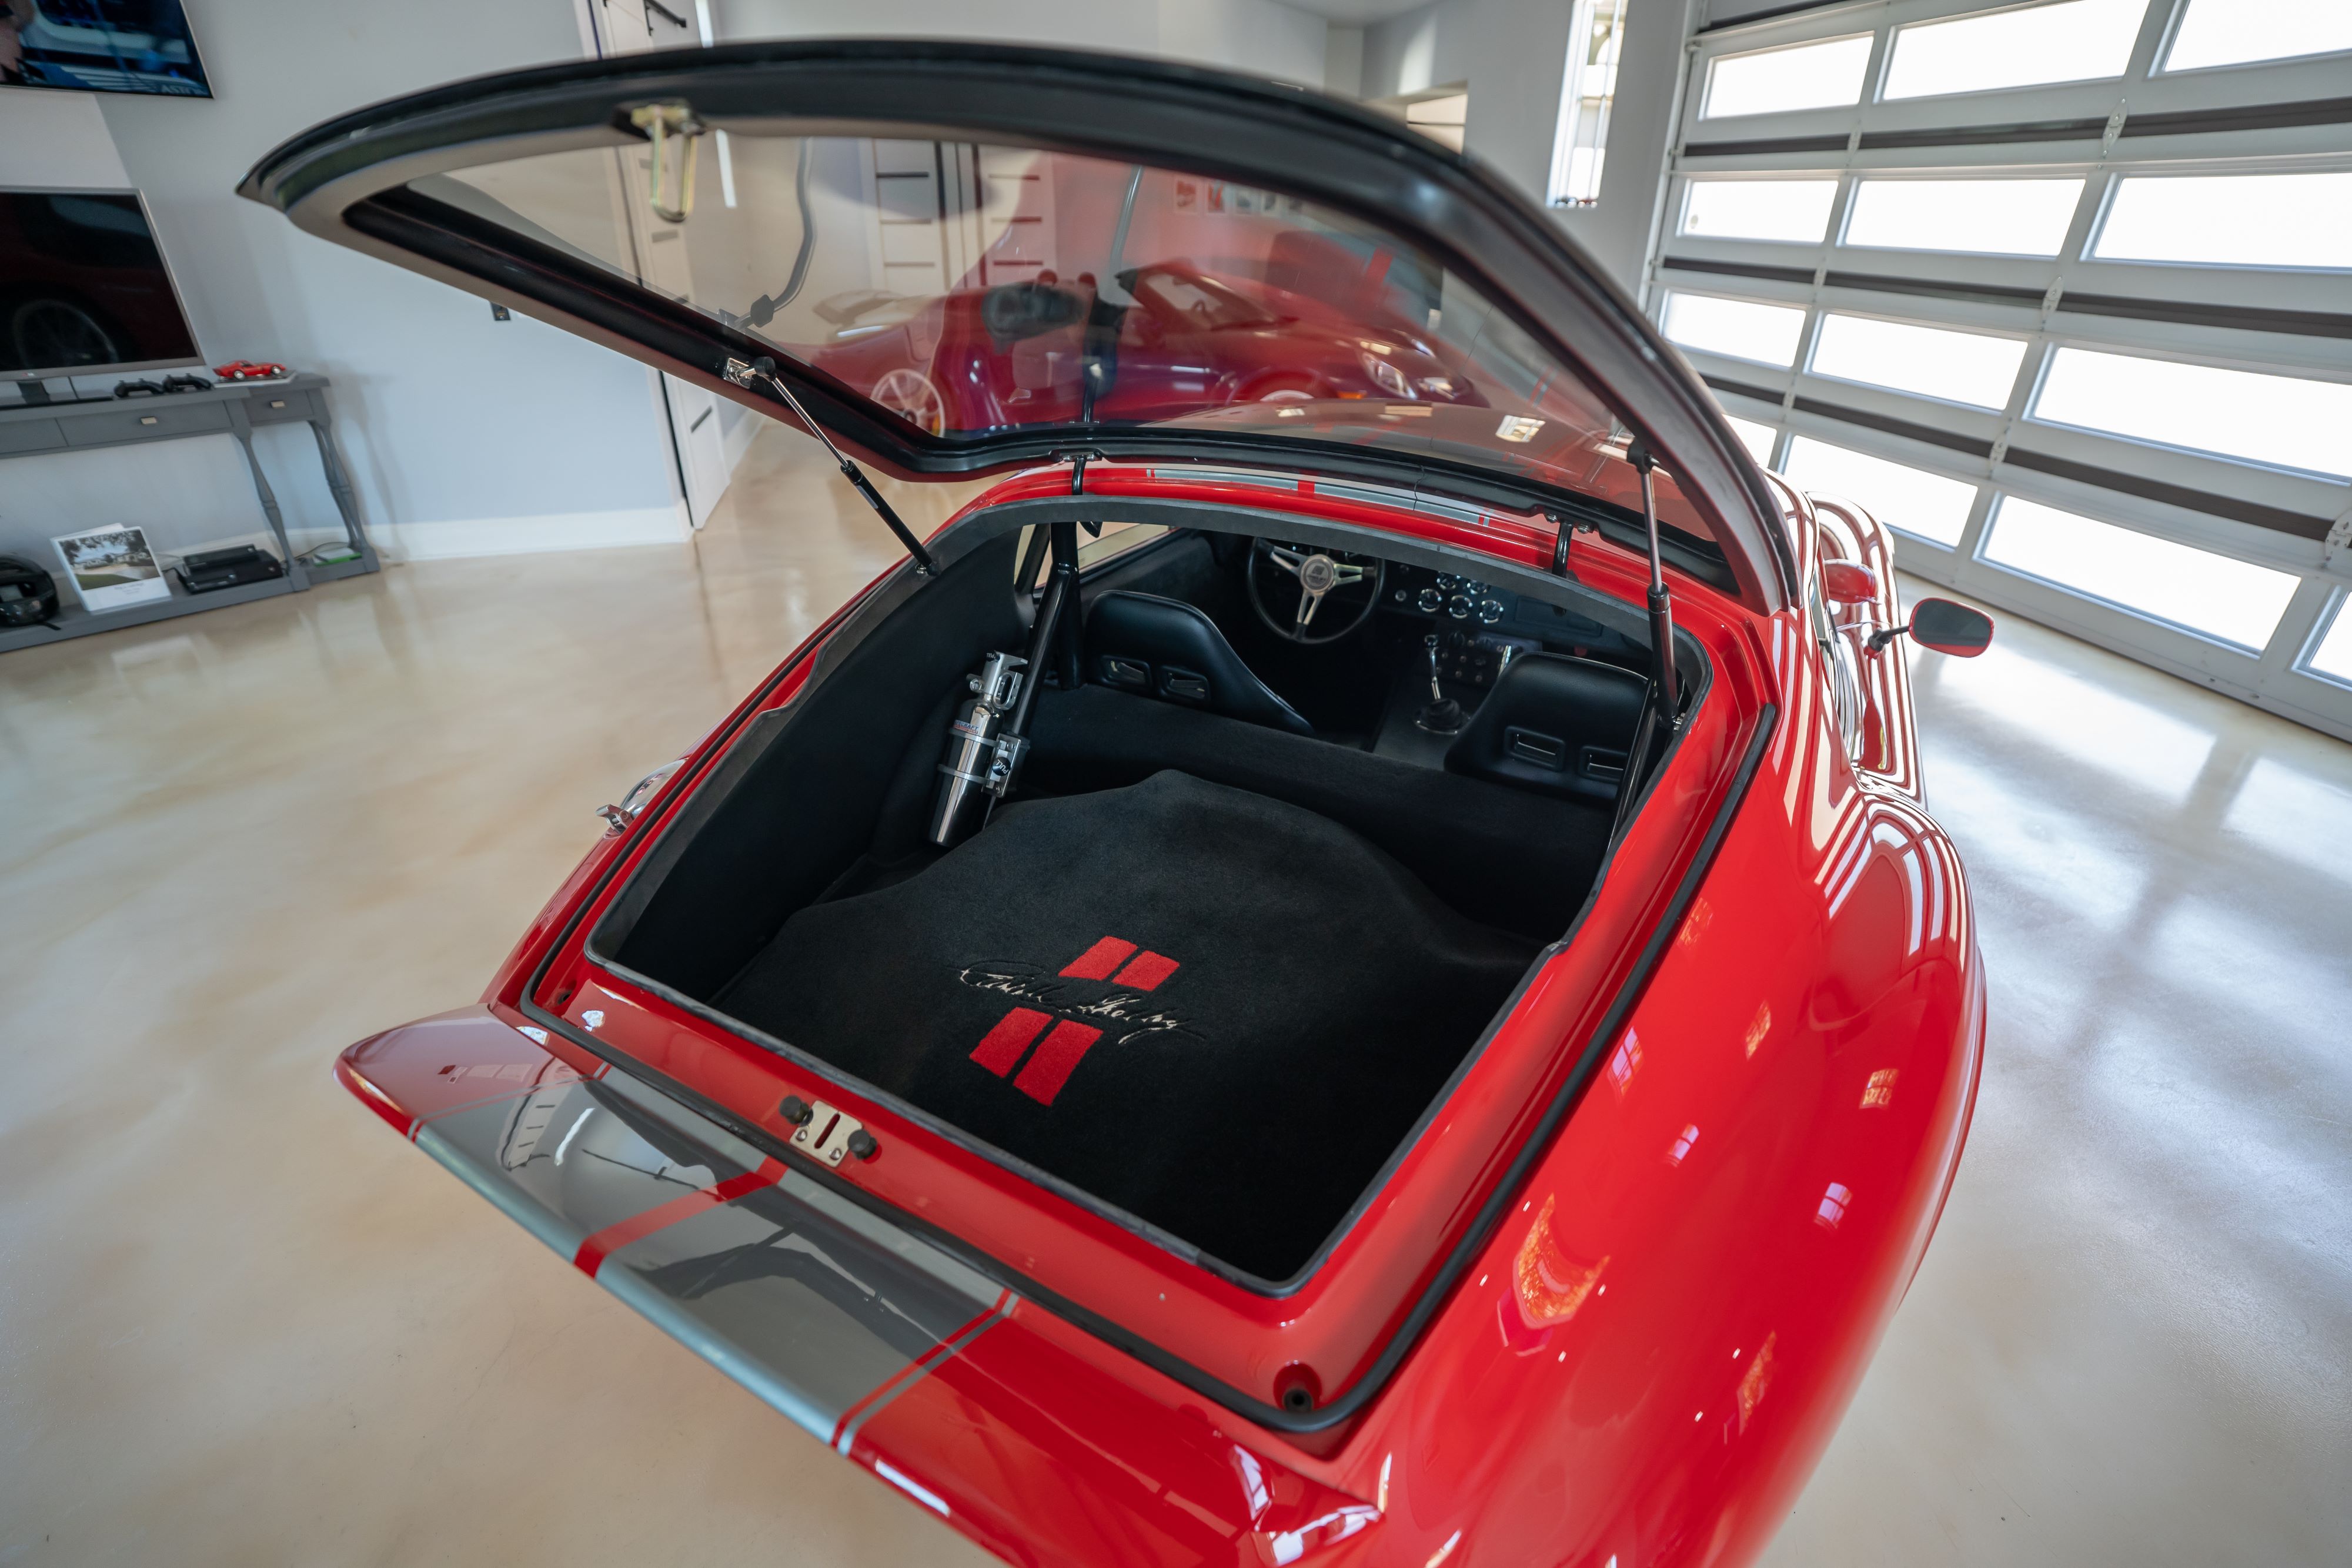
1443 651 1646 802
1084 591 1314 735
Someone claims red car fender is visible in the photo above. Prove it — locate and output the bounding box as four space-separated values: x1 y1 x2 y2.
1309 618 1982 1567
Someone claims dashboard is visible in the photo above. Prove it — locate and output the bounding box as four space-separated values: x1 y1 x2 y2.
1377 561 1615 688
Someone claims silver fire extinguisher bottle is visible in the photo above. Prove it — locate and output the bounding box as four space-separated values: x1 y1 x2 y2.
928 651 1026 847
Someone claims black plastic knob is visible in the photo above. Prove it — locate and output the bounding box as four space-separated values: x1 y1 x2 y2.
846 1129 880 1161
779 1095 812 1126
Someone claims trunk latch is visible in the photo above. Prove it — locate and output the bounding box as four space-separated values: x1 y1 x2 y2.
781 1096 877 1167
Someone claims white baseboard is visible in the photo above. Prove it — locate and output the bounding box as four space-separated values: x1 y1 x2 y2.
357 506 692 562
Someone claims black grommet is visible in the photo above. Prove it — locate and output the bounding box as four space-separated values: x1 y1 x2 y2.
779 1095 811 1125
1281 1385 1314 1413
846 1129 879 1161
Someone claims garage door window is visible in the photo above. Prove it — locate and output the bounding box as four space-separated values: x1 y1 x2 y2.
2090 172 2352 270
1883 0 2147 101
1810 315 2028 409
1982 496 2300 648
1681 179 1840 243
2306 599 2352 687
1700 34 1872 119
1725 415 1778 465
2030 349 2352 478
2161 0 2352 72
1661 292 1806 366
1783 437 1977 547
1843 178 2084 258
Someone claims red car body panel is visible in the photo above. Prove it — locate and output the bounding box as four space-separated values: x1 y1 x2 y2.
347 462 1981 1568
252 41 1980 1563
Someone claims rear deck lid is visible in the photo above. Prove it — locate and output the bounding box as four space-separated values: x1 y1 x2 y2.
238 40 1789 611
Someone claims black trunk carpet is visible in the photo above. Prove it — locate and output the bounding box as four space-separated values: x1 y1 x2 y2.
714 770 1538 1282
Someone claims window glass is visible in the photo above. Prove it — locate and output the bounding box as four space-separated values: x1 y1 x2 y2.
1701 34 1873 118
1783 436 1979 546
2091 172 2352 270
1548 0 1629 206
1982 496 2300 648
1681 179 1840 243
1883 0 2147 99
1810 315 2027 409
1725 414 1780 466
2164 0 2352 71
407 135 1750 546
2307 597 2352 684
2031 348 2352 478
1661 292 1806 366
1844 178 2084 257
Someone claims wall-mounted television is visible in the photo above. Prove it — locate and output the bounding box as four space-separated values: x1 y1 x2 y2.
2 188 203 381
1 1 211 97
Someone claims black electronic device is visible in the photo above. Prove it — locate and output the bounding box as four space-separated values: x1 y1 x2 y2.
162 373 211 393
113 377 166 397
0 554 60 626
174 544 285 595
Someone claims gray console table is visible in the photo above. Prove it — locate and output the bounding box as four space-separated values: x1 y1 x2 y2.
0 373 379 655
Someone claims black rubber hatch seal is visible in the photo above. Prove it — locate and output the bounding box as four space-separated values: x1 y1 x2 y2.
515 620 1779 1435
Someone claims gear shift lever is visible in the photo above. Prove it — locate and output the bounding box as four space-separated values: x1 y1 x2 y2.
1415 631 1465 735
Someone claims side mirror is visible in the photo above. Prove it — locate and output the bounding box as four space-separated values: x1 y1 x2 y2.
1820 559 1879 604
1869 596 1994 657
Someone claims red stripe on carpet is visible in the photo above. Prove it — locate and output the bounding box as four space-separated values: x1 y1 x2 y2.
1012 1021 1104 1105
572 1157 783 1275
1111 950 1179 992
1058 936 1137 980
970 1007 1053 1076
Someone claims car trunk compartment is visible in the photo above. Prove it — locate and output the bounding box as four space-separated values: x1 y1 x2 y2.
713 768 1539 1281
590 527 1619 1286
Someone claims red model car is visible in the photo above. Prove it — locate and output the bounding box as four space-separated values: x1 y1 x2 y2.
245 42 1991 1567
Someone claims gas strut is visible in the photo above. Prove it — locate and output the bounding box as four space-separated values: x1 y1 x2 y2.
1609 437 1681 845
723 355 935 574
1627 436 1679 723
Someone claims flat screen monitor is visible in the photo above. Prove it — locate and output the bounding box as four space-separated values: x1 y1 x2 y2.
1 1 211 96
2 188 203 381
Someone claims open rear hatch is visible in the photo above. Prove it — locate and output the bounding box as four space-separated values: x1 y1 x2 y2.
246 41 1790 1430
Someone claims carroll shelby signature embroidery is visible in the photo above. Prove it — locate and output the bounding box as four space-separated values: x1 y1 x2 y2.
961 935 1192 1105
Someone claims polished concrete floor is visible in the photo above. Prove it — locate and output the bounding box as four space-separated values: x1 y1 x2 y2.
3 430 2347 1564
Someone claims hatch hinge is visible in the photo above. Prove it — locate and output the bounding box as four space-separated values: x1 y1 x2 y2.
624 102 705 225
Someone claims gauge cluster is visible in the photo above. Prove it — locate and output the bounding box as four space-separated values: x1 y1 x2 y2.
1382 564 1512 627
1377 561 1627 688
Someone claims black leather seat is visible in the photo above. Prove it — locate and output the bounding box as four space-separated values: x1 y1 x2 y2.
1444 652 1646 803
1084 590 1313 735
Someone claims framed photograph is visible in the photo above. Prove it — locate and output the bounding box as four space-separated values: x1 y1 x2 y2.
53 524 169 613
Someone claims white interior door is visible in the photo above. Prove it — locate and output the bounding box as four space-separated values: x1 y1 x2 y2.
583 0 733 529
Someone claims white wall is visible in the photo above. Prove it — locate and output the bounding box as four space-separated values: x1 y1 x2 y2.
0 91 128 186
1358 0 1700 292
712 0 1334 89
1 0 688 566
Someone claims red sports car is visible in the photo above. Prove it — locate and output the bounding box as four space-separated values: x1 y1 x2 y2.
810 254 1487 438
246 42 1990 1567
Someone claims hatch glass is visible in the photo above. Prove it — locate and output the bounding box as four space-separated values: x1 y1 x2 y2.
413 132 1720 542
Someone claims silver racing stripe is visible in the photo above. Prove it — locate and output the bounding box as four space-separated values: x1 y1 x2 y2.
407 1072 1003 1446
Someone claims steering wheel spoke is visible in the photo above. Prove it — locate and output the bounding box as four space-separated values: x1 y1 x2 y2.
1247 538 1385 647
